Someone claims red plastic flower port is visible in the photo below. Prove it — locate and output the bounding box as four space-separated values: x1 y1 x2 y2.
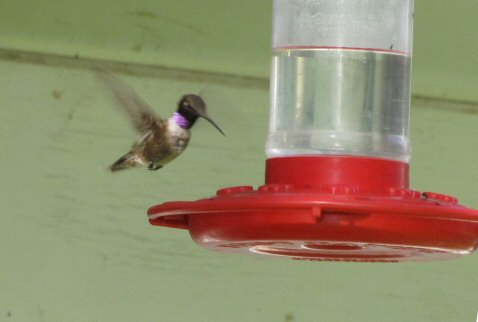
148 156 478 262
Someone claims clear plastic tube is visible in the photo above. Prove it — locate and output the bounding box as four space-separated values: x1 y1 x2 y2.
267 0 414 162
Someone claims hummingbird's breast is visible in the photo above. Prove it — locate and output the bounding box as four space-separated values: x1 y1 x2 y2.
136 119 190 168
166 118 190 152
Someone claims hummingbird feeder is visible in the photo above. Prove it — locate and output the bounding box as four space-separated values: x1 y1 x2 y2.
148 0 478 262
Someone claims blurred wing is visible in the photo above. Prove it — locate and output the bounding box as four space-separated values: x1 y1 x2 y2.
96 68 162 133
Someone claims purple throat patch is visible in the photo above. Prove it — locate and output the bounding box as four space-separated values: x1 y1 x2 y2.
172 112 190 129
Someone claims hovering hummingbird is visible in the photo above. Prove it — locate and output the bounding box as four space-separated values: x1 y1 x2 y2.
96 70 225 172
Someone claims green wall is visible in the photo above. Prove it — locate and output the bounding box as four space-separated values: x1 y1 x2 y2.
1 1 478 322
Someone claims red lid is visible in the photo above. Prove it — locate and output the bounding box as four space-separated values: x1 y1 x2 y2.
148 156 478 262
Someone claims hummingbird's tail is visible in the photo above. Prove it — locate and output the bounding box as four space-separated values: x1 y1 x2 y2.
109 152 139 172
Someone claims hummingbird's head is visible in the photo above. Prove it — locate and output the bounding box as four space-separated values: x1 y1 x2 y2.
177 94 225 135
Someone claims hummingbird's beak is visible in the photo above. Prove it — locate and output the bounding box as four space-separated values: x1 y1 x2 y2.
199 113 225 136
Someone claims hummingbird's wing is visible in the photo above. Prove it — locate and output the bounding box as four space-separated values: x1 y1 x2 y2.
96 68 162 134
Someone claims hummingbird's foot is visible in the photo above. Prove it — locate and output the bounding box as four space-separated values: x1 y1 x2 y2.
148 163 163 171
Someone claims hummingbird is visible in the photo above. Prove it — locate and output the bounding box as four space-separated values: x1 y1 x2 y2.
96 70 225 172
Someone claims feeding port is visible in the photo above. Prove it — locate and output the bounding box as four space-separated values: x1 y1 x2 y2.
148 0 478 262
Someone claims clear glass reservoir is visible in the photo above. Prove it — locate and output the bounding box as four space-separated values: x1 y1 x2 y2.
267 0 414 162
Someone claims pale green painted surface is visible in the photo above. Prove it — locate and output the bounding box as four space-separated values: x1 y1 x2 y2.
1 0 477 101
0 0 272 79
1 1 478 322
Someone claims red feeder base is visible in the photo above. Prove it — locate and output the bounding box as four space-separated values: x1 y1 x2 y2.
148 156 478 262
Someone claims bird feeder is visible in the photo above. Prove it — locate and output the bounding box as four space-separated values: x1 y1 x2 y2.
148 0 478 262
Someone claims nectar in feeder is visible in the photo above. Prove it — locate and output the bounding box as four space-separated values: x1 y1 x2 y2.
268 0 412 162
148 0 478 262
